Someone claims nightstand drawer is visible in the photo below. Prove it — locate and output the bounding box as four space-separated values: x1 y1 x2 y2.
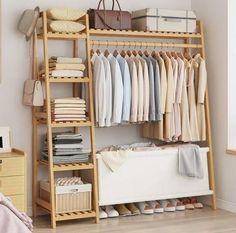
0 157 24 177
7 195 25 212
0 176 25 195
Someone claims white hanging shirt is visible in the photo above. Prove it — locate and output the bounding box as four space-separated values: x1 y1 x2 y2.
100 54 112 127
91 53 106 127
108 54 123 124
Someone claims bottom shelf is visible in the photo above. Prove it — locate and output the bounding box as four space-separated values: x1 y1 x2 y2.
56 210 96 221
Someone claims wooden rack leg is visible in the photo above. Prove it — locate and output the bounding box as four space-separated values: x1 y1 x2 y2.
199 21 217 210
42 12 57 228
85 14 99 224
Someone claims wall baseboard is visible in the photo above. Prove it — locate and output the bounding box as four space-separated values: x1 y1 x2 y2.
217 198 236 213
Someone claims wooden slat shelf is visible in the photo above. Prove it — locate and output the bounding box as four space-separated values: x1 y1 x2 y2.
55 210 96 221
37 32 87 40
89 28 202 39
38 160 94 171
48 77 89 83
51 121 92 128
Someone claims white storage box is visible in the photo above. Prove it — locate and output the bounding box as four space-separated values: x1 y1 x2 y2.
40 180 92 213
131 8 196 33
97 147 212 206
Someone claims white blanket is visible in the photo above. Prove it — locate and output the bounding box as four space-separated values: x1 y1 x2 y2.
101 150 130 172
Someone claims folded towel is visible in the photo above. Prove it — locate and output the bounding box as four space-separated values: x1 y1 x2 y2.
101 150 130 172
178 144 204 179
49 63 86 71
50 56 83 64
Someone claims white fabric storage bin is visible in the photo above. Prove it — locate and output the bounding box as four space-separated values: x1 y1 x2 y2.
97 147 211 206
131 8 196 33
40 180 92 213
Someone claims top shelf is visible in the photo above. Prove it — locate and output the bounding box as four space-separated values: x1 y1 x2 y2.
89 27 202 39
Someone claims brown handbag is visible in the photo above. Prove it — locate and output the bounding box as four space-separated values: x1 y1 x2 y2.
87 0 131 30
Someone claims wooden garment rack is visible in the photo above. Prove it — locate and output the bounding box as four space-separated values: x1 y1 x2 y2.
32 12 99 228
89 20 216 210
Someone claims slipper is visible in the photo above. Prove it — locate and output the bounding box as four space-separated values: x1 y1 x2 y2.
189 197 204 209
114 204 131 216
126 203 141 216
170 199 185 211
147 201 164 213
99 207 108 219
104 205 119 218
180 198 194 210
137 202 154 215
160 200 176 212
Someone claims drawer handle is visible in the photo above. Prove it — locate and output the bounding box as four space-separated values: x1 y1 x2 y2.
0 160 2 164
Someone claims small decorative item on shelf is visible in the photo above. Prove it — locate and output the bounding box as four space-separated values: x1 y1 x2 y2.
47 8 86 33
40 177 92 214
0 127 11 153
88 0 131 30
131 8 197 33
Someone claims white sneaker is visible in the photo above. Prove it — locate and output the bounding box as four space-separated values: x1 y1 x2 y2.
147 201 164 213
105 205 119 218
170 199 185 211
160 200 176 212
137 202 154 215
99 207 108 219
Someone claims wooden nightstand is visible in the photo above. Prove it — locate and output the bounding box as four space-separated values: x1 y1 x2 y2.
0 148 27 212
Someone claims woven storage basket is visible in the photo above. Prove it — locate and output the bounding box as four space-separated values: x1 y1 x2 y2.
40 180 92 213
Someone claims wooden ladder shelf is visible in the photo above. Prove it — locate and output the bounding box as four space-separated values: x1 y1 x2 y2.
32 12 99 228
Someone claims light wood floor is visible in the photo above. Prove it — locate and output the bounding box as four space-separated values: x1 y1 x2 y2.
33 208 236 233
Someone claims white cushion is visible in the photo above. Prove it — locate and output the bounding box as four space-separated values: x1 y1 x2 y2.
49 21 86 33
47 8 86 21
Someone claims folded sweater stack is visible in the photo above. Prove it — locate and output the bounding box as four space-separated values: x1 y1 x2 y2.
43 132 90 164
51 97 87 122
40 56 86 78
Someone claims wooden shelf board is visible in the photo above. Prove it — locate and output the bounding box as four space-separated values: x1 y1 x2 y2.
38 160 94 171
37 32 87 40
89 28 202 39
226 149 236 155
51 121 92 128
36 198 51 211
47 77 89 83
55 210 96 221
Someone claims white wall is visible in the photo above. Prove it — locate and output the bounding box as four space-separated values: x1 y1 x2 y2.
228 0 236 148
0 0 191 214
191 0 236 212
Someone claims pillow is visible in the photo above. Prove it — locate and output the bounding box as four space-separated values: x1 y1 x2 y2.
49 21 86 33
47 8 86 21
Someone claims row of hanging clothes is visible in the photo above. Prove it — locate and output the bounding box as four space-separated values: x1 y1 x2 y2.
90 47 207 142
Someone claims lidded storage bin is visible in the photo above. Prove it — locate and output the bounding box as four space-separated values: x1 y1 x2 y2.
131 8 197 33
40 180 92 214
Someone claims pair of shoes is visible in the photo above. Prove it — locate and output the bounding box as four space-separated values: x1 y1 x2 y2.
147 201 164 213
99 206 119 219
115 203 141 216
159 199 185 212
180 197 203 210
137 202 154 214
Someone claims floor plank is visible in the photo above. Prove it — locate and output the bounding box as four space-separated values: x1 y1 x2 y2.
33 208 236 233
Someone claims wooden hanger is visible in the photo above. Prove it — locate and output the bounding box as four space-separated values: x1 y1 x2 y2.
121 50 126 58
171 51 178 59
151 50 157 58
138 50 143 56
144 50 149 57
184 52 192 60
113 49 119 57
127 50 132 57
177 52 185 60
90 49 94 57
132 50 137 56
96 48 101 56
104 49 109 58
166 51 172 58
